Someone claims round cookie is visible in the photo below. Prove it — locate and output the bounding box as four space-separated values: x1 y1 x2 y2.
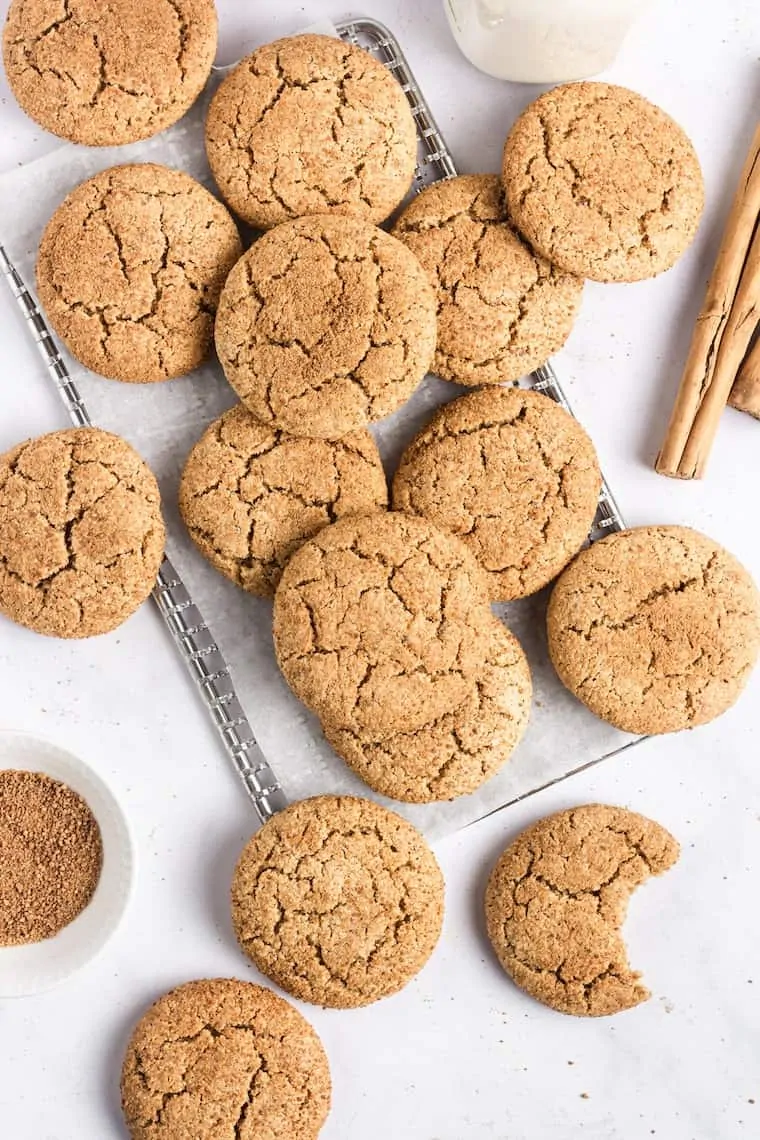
0 428 165 638
547 525 760 735
231 796 444 1008
36 163 242 383
121 978 331 1139
205 33 417 229
392 174 583 386
485 804 680 1016
179 404 389 598
392 387 602 601
502 82 704 282
272 511 494 737
215 215 437 439
3 0 217 147
324 618 531 802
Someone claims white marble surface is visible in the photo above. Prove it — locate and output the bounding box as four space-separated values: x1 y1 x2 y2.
0 1 759 1137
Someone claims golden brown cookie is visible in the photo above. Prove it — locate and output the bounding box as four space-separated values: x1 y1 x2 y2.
273 511 495 737
502 82 704 282
393 387 602 601
393 174 583 385
215 214 437 439
324 618 531 802
205 33 417 229
0 428 164 638
547 525 760 734
36 163 242 383
231 796 444 1008
3 0 217 146
179 403 388 598
121 978 331 1139
485 804 680 1016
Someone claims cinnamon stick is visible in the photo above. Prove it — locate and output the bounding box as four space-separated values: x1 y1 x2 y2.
655 122 760 478
729 335 760 418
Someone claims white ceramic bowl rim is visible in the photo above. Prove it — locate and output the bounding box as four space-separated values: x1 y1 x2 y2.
0 730 135 998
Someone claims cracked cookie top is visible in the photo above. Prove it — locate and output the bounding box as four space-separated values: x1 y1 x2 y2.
393 175 583 386
324 618 531 803
179 403 388 598
485 804 680 1016
0 428 164 638
393 387 602 602
205 33 418 229
121 978 331 1140
36 163 242 383
3 0 217 146
214 215 437 439
502 82 704 283
231 796 445 1009
547 525 760 735
272 512 495 737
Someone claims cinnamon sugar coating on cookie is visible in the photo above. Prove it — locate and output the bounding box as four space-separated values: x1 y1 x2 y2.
0 428 164 638
502 82 704 282
3 0 217 146
215 215 437 439
179 404 388 598
393 387 601 601
121 978 331 1139
205 33 417 229
231 796 444 1008
547 525 760 734
393 174 583 385
324 618 531 802
485 804 680 1016
272 512 495 736
36 164 242 383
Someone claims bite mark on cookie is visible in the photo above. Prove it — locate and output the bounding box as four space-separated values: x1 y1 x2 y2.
485 804 679 1016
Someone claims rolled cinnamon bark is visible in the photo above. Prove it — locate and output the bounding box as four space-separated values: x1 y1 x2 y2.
729 336 760 419
656 123 760 478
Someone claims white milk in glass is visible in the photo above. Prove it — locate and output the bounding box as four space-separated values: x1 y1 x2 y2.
444 0 649 83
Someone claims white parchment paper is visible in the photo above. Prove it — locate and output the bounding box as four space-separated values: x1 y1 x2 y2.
0 32 639 840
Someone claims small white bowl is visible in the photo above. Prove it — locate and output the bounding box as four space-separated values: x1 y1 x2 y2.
0 731 135 998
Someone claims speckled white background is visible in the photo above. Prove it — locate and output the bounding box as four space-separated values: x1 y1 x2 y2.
0 1 759 1137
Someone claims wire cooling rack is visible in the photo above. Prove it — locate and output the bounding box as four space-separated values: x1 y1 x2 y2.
0 16 632 836
0 244 288 825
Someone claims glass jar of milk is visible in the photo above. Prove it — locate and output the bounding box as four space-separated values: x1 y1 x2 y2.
444 0 648 83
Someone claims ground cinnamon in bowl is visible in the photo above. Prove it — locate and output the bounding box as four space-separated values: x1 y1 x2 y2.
0 770 103 947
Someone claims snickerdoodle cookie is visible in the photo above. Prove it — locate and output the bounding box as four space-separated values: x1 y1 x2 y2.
205 33 417 229
36 164 242 383
231 796 444 1008
547 525 760 735
272 512 495 737
324 618 531 802
121 978 331 1139
502 82 704 282
3 0 217 146
0 428 164 638
215 215 437 439
485 804 680 1016
393 387 602 601
179 403 388 598
393 175 583 385
274 513 532 799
